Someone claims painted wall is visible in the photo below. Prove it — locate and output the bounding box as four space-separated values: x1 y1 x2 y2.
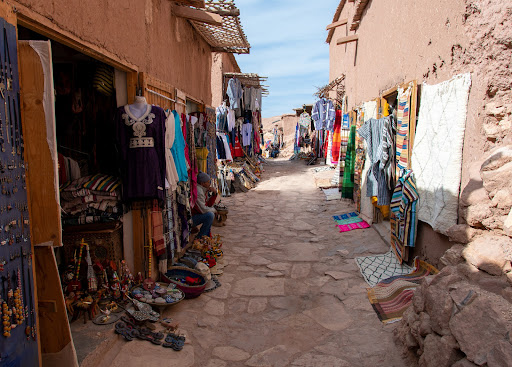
327 0 500 265
13 0 214 104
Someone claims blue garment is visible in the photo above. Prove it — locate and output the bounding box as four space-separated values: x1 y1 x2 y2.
312 98 336 131
171 111 189 182
227 78 243 109
216 105 228 131
192 211 214 238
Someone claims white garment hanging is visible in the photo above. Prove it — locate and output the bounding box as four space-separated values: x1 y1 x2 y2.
227 109 236 132
219 134 233 162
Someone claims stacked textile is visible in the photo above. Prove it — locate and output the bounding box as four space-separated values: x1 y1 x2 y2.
60 174 122 226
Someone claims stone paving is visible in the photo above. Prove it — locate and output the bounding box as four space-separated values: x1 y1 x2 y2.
105 159 407 367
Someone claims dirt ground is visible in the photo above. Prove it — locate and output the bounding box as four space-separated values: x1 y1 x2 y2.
87 159 406 367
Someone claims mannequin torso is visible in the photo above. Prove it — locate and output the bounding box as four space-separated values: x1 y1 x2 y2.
128 96 149 119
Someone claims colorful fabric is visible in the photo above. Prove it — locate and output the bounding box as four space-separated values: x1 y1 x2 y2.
396 85 412 176
333 212 370 231
342 113 350 129
367 259 438 324
341 125 356 198
390 169 419 263
355 249 414 287
61 174 121 193
330 110 342 165
298 112 311 128
338 221 370 232
312 98 336 130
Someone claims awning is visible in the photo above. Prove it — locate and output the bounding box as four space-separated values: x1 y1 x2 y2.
314 75 345 104
224 72 269 96
189 0 251 54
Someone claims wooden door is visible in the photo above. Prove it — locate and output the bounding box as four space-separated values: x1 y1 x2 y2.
19 41 78 367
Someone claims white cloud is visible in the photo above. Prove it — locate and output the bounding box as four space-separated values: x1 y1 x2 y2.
234 0 340 118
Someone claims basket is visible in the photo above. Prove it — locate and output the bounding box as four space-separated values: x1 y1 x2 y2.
161 266 206 299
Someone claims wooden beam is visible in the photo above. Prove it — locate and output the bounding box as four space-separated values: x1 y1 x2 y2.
172 5 223 26
326 18 348 31
173 0 205 7
209 8 240 16
336 34 358 45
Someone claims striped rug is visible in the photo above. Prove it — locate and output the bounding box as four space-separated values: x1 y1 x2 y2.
367 259 438 324
333 212 370 232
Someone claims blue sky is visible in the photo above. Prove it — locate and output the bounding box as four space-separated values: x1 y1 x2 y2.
235 0 340 118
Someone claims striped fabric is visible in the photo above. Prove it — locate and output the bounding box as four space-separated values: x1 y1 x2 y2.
341 125 356 198
396 85 412 176
367 259 438 323
83 174 121 193
390 169 419 263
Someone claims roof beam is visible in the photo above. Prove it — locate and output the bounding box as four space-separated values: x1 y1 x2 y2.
208 8 240 16
337 34 358 45
326 18 348 31
172 5 222 26
173 0 205 8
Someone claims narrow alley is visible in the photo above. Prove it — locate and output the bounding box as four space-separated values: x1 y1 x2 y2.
92 159 406 367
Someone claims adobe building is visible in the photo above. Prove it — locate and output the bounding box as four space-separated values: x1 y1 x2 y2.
326 0 512 265
0 0 247 366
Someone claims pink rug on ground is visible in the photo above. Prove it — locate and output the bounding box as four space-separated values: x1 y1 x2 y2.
338 221 370 232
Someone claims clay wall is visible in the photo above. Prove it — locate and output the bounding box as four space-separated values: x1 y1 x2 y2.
211 52 241 108
12 0 214 104
329 0 512 265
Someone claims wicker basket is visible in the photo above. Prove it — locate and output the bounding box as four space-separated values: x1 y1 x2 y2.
161 266 206 299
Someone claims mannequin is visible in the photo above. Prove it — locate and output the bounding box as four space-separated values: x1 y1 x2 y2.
127 95 148 119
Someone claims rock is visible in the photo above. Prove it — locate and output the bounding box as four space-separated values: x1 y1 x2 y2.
504 208 512 237
501 287 512 303
487 340 512 367
477 276 510 296
449 291 512 365
413 286 426 313
405 330 418 349
425 281 456 335
439 243 465 266
491 189 512 209
460 160 489 207
290 264 311 279
452 358 479 367
266 263 291 271
302 303 352 331
205 359 227 367
337 249 350 257
418 312 432 336
464 203 492 227
212 346 250 362
248 255 272 266
418 334 461 367
205 299 225 316
245 345 291 367
197 315 221 328
481 161 512 198
232 278 285 297
480 145 512 173
290 353 350 367
446 226 482 245
266 271 284 277
462 235 511 275
324 271 352 280
247 298 267 314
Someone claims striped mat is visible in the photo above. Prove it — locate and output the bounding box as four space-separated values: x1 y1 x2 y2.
333 212 370 232
367 258 438 324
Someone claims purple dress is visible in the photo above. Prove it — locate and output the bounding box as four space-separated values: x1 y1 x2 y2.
116 104 166 203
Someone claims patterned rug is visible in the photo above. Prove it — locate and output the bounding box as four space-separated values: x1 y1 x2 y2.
367 259 439 323
355 250 414 287
333 212 370 232
322 188 342 201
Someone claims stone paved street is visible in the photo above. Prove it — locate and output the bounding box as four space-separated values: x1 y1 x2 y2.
104 159 406 367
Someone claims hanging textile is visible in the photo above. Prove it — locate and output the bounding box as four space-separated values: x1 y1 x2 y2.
152 201 165 256
331 110 342 165
171 111 189 182
390 169 419 263
116 105 167 203
206 108 218 185
164 110 179 191
341 125 356 198
312 98 336 130
396 85 412 176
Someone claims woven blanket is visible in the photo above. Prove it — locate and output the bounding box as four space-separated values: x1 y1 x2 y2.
367 259 438 323
332 212 370 232
396 85 412 176
355 250 414 287
341 125 356 198
411 73 471 235
322 188 342 201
